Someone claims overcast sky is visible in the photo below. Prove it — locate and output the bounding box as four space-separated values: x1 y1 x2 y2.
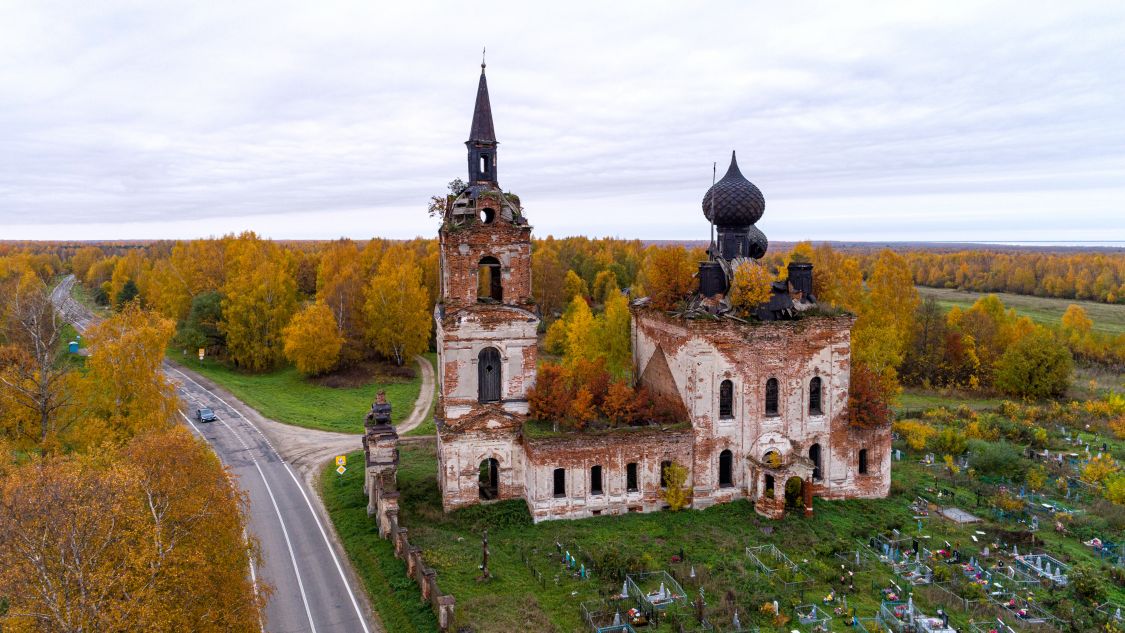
1 1 1123 242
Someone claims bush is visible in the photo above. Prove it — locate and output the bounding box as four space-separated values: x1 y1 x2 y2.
995 326 1073 398
968 440 1027 481
929 427 968 455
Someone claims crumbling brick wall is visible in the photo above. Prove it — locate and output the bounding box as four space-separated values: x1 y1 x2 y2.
521 428 695 522
631 309 891 512
439 219 533 311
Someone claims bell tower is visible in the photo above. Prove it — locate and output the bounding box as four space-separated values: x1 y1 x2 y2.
434 62 538 511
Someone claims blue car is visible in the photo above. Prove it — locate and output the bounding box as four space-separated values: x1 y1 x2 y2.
196 408 218 423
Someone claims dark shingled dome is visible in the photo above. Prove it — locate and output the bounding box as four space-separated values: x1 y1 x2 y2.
702 151 764 227
746 225 768 259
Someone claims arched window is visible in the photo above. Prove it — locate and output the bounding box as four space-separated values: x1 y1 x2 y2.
764 474 775 498
626 462 639 492
478 458 499 500
765 378 779 416
858 449 869 475
809 444 822 481
809 376 823 415
590 465 603 495
553 468 566 497
478 256 502 301
718 450 733 488
478 347 501 403
719 379 734 419
660 460 672 488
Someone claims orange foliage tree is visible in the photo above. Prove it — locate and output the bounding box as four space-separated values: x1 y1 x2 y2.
283 302 345 376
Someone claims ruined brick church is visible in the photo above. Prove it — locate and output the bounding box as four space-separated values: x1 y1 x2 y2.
412 64 890 522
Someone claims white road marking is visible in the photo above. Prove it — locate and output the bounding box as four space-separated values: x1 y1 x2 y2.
168 366 372 633
177 407 317 633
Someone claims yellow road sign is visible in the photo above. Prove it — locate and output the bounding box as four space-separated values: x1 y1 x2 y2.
336 465 347 475
336 455 347 467
198 348 205 361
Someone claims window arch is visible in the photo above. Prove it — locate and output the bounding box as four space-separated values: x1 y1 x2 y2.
479 458 499 500
719 379 734 419
478 347 501 403
478 256 502 301
765 378 779 416
858 449 869 475
809 443 822 481
718 449 733 488
809 376 823 415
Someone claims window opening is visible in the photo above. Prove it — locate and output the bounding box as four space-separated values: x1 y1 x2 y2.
809 444 822 481
858 449 869 475
765 378 779 416
477 256 502 301
477 347 501 403
553 468 566 497
719 379 733 419
478 458 499 500
809 376 823 415
590 465 603 495
626 462 638 492
719 450 733 487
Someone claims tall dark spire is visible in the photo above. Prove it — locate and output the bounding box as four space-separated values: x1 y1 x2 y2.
466 61 498 185
468 64 496 143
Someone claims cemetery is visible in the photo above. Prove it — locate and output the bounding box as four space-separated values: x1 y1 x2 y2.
332 394 1125 632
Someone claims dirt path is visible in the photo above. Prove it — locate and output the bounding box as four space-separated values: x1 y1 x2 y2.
396 354 435 434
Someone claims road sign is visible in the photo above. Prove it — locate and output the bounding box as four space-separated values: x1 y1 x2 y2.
336 465 347 475
336 455 347 467
198 348 205 361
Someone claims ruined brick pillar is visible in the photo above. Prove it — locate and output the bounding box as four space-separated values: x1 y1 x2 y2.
803 477 814 517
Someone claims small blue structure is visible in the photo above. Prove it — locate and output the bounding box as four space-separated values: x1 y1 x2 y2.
68 341 79 353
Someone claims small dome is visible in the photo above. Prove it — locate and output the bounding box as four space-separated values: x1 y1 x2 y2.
746 225 768 259
702 151 764 227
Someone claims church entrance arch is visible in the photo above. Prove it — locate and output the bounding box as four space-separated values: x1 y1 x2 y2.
479 458 499 500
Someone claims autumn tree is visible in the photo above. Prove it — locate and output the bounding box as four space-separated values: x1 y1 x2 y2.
283 302 344 375
531 244 566 317
661 462 691 511
591 269 620 304
317 239 368 364
0 273 75 448
79 302 178 444
595 291 632 377
364 245 431 366
220 234 298 371
563 269 588 303
848 361 892 428
640 245 696 310
174 290 225 352
728 261 772 310
0 427 265 632
994 326 1072 398
562 295 597 365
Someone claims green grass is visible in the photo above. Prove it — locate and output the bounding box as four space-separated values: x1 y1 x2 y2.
170 354 422 434
67 277 110 318
895 390 1005 415
320 456 441 633
916 286 1125 335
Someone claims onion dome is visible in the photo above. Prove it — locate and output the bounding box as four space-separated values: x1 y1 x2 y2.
702 151 764 227
746 225 768 259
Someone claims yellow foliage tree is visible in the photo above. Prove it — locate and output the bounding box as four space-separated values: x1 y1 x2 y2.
80 302 178 444
592 269 619 304
563 269 588 303
0 426 265 632
531 244 566 317
283 302 344 376
660 461 691 511
563 295 597 365
596 291 632 377
364 246 431 366
1026 465 1047 492
220 235 298 371
316 240 367 364
640 245 696 310
893 419 937 451
729 261 772 309
1081 453 1120 485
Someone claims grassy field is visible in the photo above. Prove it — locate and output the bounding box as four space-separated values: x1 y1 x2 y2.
320 459 441 633
327 432 1125 633
895 390 1005 415
916 286 1125 335
172 354 423 433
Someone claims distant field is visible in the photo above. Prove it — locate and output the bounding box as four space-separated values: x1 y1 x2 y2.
916 286 1125 335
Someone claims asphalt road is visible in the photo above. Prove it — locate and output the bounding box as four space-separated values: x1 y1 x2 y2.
51 277 377 633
